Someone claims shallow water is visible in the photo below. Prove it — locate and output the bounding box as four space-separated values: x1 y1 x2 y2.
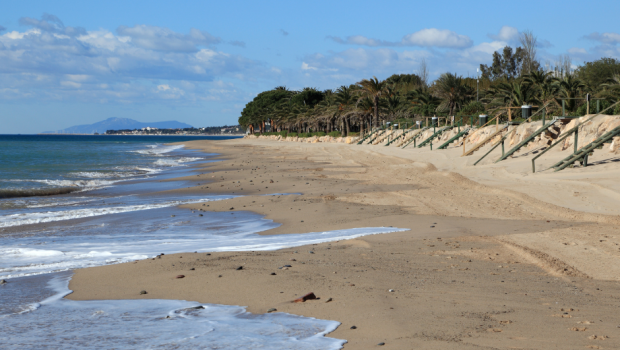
0 272 346 350
0 138 406 349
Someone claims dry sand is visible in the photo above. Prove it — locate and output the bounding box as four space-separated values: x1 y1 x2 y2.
69 138 620 349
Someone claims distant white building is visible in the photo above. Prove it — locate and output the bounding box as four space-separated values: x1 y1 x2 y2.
141 127 158 131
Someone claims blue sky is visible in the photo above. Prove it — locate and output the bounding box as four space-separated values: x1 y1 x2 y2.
2 0 620 133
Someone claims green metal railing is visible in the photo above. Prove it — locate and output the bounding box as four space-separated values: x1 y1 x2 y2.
494 102 556 163
531 101 620 173
437 128 471 150
473 131 510 166
401 127 430 149
552 125 620 171
366 129 388 145
385 125 417 146
417 126 453 148
494 118 559 163
357 127 380 145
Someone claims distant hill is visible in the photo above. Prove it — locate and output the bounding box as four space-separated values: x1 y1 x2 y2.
42 118 193 134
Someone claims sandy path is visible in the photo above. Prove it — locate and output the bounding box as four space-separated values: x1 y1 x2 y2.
68 139 620 349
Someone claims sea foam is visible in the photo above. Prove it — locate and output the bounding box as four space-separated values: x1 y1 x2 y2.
0 273 346 349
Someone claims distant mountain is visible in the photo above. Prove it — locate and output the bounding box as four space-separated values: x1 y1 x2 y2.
42 118 194 134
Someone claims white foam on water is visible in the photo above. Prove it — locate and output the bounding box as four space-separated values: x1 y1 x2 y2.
132 144 185 155
0 216 405 279
25 196 106 209
0 197 222 228
69 171 137 179
153 157 202 167
0 273 346 349
7 178 120 190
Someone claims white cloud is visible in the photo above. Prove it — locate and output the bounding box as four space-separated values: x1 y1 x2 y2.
402 28 472 48
328 28 472 49
568 47 587 54
301 62 318 70
60 81 81 88
117 25 220 52
585 32 620 45
0 14 257 104
488 26 519 41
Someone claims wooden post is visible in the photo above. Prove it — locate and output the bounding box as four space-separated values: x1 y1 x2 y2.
508 108 512 121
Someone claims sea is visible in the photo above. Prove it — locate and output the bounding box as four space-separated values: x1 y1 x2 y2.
0 134 404 349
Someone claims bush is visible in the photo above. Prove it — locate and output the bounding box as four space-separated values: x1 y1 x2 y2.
328 131 341 137
348 132 360 136
287 132 298 137
458 101 485 116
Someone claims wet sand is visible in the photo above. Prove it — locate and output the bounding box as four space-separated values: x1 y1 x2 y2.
69 138 620 349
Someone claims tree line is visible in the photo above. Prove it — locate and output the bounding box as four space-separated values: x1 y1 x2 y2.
239 33 620 137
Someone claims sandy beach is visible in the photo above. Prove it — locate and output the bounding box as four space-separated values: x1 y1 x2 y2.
68 138 620 349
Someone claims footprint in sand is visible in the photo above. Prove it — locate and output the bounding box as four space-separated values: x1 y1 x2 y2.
588 335 609 340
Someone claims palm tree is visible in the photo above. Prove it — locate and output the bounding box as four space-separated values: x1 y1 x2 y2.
356 97 375 135
406 88 440 116
383 94 404 121
433 73 472 115
357 76 387 128
557 75 586 113
335 86 356 136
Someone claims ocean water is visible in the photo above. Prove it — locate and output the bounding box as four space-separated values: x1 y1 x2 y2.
0 135 406 349
0 134 224 198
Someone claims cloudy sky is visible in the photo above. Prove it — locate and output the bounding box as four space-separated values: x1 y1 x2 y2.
2 0 619 133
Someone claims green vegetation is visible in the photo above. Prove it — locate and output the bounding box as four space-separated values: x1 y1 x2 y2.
239 32 620 136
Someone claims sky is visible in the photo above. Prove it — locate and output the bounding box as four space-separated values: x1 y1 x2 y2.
2 0 620 134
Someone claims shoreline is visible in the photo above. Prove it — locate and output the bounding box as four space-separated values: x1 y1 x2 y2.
68 138 620 349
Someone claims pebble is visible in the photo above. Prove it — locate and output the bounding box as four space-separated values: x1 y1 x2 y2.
350 325 357 329
378 342 385 346
229 207 234 210
283 264 292 268
270 272 276 275
267 308 277 313
326 298 333 303
176 275 185 279
236 266 243 270
140 290 147 295
290 259 296 261
206 253 211 256
218 275 222 277
388 289 395 292
170 215 175 217
199 214 203 217
309 251 314 254
0 279 8 284
190 268 195 271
